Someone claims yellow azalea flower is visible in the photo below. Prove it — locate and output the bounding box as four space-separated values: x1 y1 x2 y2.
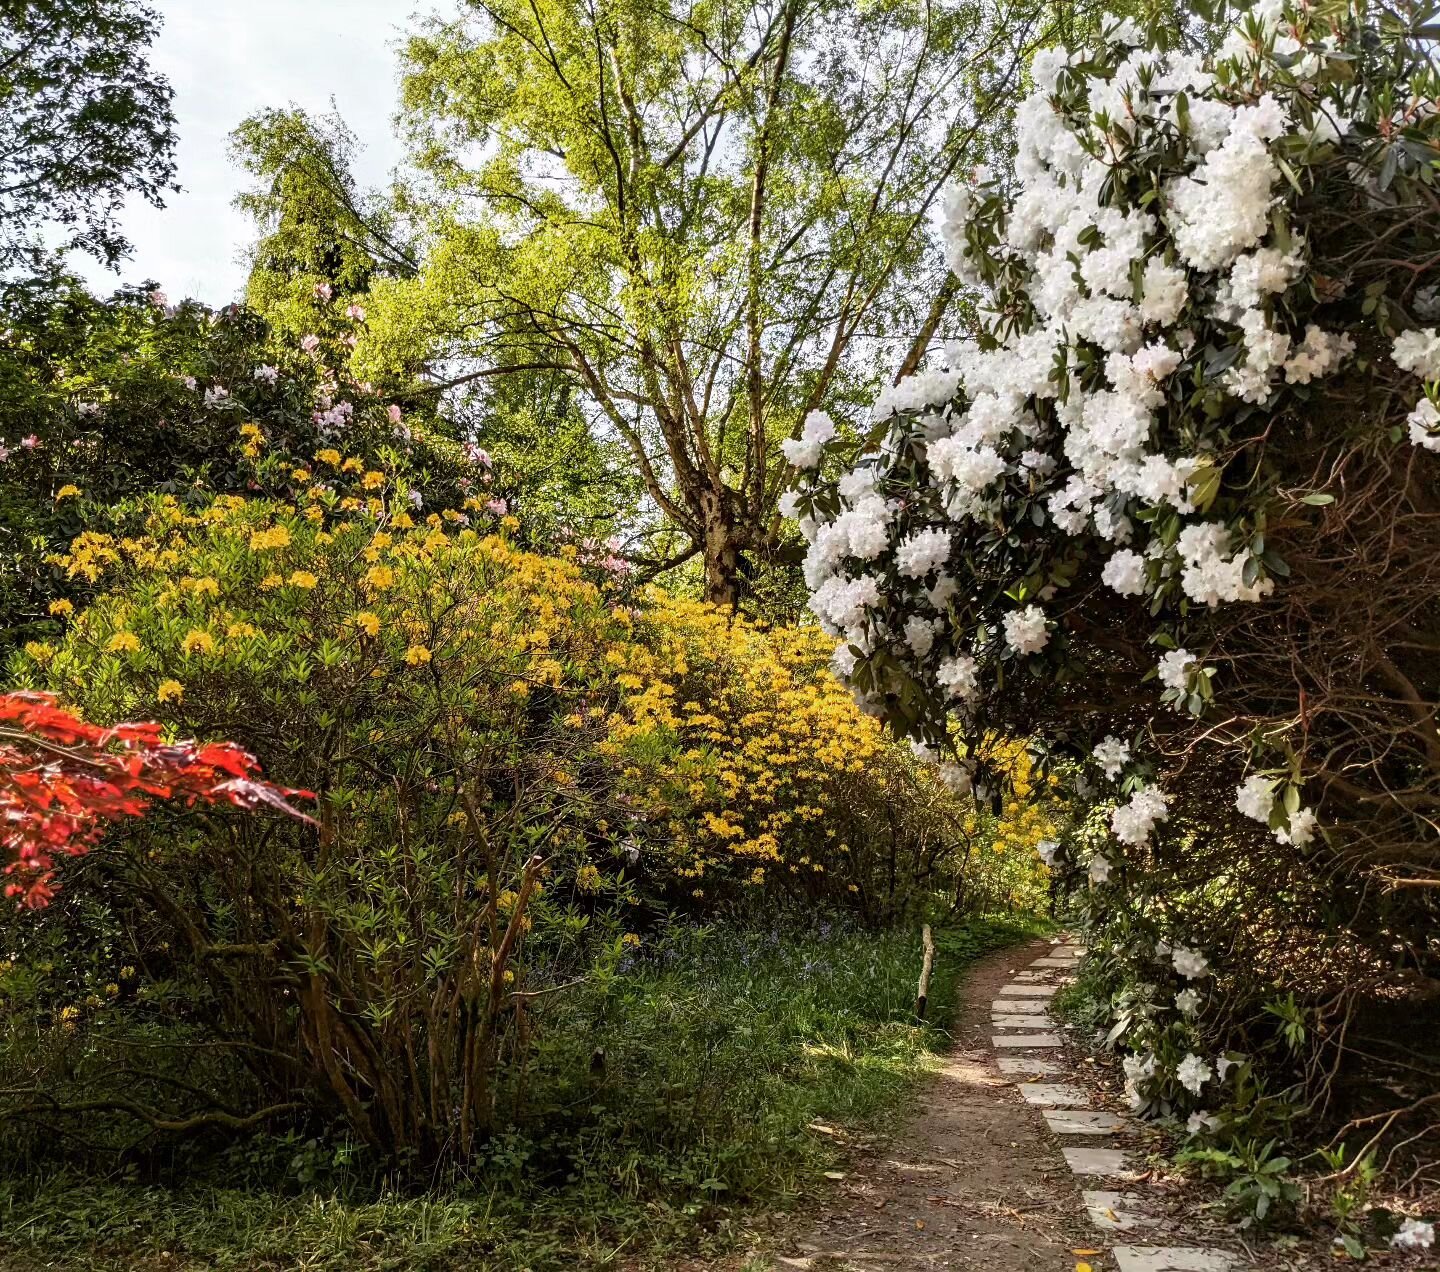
365 565 395 590
620 932 641 948
181 628 216 656
107 631 140 653
55 485 81 501
157 679 184 703
354 611 380 638
501 515 520 532
48 599 73 616
404 644 432 665
304 506 324 522
362 470 385 489
287 570 318 589
392 511 414 529
315 449 341 467
576 864 601 892
291 467 311 481
24 641 54 661
341 457 363 473
248 526 291 551
259 573 283 589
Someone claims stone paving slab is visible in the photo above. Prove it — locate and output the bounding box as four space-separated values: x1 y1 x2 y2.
1031 956 1079 967
992 1032 1062 1047
1082 1189 1160 1231
997 983 1059 997
1043 1109 1126 1134
1112 1247 1243 1271
1017 1082 1087 1106
991 1013 1055 1029
1062 1146 1142 1178
996 1056 1063 1075
1012 970 1052 981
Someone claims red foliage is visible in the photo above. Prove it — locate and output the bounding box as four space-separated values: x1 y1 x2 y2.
0 691 315 907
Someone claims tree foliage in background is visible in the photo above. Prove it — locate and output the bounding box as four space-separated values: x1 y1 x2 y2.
362 0 1066 605
0 0 177 271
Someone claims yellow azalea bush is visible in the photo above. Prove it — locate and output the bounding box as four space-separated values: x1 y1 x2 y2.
14 478 1061 1157
606 597 1057 923
19 487 642 1161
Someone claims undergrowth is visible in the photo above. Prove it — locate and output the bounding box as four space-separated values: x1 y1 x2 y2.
0 912 1045 1271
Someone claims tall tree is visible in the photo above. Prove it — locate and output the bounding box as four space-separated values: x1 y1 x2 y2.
0 0 177 271
231 107 420 341
366 0 1061 605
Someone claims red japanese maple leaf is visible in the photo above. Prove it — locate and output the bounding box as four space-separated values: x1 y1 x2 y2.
0 692 315 907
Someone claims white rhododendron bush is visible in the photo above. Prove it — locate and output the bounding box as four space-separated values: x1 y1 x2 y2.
787 1 1440 1142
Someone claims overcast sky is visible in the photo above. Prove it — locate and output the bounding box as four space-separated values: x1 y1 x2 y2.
73 0 425 305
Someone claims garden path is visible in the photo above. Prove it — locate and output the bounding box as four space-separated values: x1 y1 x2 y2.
765 937 1287 1271
767 936 1101 1270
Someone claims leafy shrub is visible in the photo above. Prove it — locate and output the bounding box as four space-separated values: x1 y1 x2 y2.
611 595 1058 922
14 488 636 1161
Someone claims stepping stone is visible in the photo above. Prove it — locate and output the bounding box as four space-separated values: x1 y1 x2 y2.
1031 956 1079 967
1083 1189 1159 1231
1063 1146 1142 1178
1043 1109 1125 1134
1017 1083 1087 1106
992 1033 1061 1047
992 1013 1054 1029
1112 1248 1243 1271
1013 970 1051 981
999 983 1059 997
997 1056 1062 1075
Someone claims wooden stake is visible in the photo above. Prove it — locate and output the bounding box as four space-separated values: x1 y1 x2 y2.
915 923 936 1021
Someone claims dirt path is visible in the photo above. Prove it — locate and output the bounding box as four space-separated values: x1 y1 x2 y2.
769 937 1099 1270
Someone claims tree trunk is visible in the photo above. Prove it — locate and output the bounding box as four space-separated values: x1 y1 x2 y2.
701 491 742 608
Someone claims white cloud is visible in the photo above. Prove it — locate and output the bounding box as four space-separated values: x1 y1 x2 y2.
72 0 416 304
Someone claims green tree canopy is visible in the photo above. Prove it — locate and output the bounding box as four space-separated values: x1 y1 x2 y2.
0 0 177 271
359 0 1064 604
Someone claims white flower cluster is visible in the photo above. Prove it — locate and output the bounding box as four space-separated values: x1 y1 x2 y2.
1392 328 1440 452
782 1 1432 1127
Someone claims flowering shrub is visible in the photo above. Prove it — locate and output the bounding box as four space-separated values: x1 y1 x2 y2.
16 487 637 1159
786 2 1440 1146
609 597 1058 921
0 274 480 646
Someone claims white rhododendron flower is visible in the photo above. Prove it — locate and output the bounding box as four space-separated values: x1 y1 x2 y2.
1408 397 1440 452
1175 988 1201 1015
1392 328 1440 380
937 762 973 796
1111 787 1169 846
1036 839 1060 866
1092 735 1131 779
1157 648 1197 693
895 528 952 579
1177 1052 1214 1095
1102 548 1147 596
1391 1219 1435 1251
936 653 978 700
782 410 836 469
1235 774 1275 823
1003 605 1049 655
1172 945 1209 980
1275 807 1317 847
1088 853 1112 884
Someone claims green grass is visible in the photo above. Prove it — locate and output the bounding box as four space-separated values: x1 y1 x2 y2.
0 912 1044 1271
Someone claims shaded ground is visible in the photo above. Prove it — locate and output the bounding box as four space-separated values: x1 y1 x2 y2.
756 937 1100 1270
